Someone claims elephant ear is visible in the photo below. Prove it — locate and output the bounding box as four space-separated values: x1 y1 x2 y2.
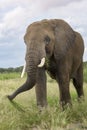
53 20 76 59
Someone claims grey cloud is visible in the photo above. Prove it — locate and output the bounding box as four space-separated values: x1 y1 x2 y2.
40 0 83 9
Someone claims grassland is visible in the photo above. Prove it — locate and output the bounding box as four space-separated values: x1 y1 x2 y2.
0 72 21 80
0 69 87 130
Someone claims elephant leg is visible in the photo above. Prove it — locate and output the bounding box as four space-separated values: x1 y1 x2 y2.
35 68 47 108
73 62 84 99
7 74 36 100
56 70 71 108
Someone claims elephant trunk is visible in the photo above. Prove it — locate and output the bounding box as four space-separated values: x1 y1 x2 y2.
25 44 46 80
7 46 46 101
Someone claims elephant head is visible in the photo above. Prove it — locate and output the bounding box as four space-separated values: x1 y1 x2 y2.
22 19 75 78
24 20 55 66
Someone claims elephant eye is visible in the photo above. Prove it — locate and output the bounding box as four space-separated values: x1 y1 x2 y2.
44 36 50 44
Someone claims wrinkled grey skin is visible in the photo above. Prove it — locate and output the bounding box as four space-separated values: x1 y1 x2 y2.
7 19 84 108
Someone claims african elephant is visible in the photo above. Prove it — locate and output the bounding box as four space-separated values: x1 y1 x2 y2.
7 19 84 108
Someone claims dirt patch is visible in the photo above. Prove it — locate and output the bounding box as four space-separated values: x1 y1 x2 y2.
67 123 87 130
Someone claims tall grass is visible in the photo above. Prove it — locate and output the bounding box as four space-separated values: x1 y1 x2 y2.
0 75 87 130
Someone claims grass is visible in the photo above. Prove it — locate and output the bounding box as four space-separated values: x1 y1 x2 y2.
83 67 87 83
0 74 87 130
0 72 21 80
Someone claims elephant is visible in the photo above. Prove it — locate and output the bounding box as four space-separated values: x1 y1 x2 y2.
7 19 84 108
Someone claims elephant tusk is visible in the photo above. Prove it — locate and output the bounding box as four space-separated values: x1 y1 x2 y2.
21 63 26 78
38 57 45 67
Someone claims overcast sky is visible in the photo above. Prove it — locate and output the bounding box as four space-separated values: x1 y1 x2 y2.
0 0 87 68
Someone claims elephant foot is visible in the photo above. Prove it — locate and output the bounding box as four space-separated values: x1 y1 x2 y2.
78 95 85 103
37 104 47 112
60 100 72 110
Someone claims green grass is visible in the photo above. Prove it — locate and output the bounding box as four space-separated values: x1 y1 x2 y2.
0 75 87 130
0 72 21 80
83 67 87 83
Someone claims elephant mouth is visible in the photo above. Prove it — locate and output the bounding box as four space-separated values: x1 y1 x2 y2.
21 57 46 78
